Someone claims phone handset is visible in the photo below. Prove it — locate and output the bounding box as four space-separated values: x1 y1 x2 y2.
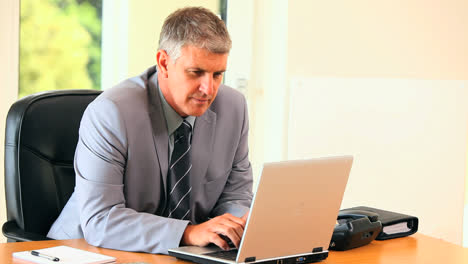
337 209 379 223
330 209 383 251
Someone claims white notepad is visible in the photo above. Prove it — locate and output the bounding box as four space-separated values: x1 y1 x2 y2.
13 245 116 264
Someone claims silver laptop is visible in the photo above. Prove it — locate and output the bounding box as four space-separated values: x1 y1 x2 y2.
169 156 353 264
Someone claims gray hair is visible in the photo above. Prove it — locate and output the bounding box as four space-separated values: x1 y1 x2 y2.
158 6 232 61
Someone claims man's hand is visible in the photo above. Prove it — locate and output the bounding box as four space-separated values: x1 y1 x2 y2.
181 212 249 250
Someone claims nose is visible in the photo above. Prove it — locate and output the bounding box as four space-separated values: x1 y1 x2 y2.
199 74 214 96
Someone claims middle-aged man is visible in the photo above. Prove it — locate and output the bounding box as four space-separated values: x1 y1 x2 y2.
47 7 253 254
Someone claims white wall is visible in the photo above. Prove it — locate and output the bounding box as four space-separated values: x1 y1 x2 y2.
230 0 468 246
225 0 290 184
286 0 468 246
0 0 20 243
288 77 468 245
101 0 129 90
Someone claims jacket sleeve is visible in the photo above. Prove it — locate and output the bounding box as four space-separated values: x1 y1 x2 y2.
211 96 254 217
74 97 189 254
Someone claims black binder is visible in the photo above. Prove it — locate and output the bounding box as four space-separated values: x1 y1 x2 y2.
345 206 418 240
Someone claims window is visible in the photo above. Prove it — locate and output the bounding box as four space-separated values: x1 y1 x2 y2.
19 1 225 97
19 0 102 98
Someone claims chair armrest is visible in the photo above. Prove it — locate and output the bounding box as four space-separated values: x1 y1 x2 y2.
2 220 53 242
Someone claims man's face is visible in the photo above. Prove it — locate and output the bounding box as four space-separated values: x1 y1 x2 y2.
158 45 228 117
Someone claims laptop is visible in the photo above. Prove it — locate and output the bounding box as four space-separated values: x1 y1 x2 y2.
169 156 353 264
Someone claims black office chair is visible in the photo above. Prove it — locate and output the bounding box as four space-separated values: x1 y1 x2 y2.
3 89 102 242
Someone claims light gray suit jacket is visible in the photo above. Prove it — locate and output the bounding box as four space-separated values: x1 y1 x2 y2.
47 66 253 254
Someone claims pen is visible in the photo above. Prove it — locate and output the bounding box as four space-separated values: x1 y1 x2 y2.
30 251 60 262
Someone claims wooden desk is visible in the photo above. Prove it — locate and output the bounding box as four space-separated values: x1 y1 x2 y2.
1 234 467 264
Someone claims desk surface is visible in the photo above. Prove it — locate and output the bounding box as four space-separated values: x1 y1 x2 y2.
1 234 467 264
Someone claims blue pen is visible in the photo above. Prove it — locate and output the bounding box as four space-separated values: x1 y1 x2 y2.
31 251 60 262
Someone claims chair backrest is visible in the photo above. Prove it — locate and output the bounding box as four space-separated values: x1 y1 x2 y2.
4 89 102 241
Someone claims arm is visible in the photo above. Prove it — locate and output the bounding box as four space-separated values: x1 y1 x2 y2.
211 96 253 217
74 98 189 254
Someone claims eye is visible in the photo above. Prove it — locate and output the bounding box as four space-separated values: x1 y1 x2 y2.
188 70 203 77
213 72 224 79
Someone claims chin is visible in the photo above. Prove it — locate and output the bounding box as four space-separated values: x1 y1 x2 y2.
186 107 209 117
190 110 207 117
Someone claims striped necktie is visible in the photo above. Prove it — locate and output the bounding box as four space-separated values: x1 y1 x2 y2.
165 120 192 220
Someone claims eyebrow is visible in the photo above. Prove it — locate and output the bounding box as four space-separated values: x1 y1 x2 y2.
186 67 226 73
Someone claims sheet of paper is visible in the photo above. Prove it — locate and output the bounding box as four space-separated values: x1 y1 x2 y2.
13 245 116 264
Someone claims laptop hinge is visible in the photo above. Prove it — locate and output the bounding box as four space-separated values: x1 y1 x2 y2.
312 247 323 253
245 256 256 262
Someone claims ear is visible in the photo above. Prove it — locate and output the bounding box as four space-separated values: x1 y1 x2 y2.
156 50 170 78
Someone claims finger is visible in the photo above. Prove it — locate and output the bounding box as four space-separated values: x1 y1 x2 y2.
209 215 244 241
220 213 247 227
216 225 242 248
223 230 241 248
209 233 230 251
241 211 249 221
219 219 244 240
204 218 241 248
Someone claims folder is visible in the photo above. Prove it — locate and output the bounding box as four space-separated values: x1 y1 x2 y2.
345 206 418 240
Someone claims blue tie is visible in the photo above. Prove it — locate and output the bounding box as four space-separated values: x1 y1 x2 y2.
166 120 192 220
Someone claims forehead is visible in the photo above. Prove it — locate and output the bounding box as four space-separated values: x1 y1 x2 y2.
176 45 228 71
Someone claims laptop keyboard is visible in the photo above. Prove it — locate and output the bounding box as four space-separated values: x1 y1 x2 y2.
203 248 238 260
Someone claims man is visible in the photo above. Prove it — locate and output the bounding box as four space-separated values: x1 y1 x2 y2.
47 7 253 254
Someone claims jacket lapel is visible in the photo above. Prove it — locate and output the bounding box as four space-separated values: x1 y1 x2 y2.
144 68 170 194
190 108 216 188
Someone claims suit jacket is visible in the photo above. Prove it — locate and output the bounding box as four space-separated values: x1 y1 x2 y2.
47 66 253 254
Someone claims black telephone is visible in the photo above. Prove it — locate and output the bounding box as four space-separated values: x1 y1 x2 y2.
329 209 383 251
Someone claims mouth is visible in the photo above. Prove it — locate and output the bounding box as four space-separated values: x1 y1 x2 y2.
191 97 211 104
